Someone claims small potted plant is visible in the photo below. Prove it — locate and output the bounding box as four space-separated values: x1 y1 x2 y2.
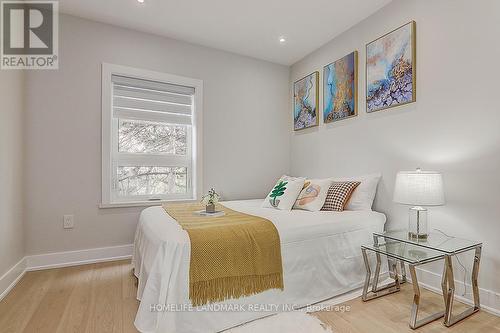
201 188 220 213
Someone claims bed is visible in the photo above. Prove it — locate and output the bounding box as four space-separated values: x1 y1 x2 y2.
133 199 386 333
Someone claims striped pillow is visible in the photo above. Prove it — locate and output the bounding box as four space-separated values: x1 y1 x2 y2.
321 181 361 211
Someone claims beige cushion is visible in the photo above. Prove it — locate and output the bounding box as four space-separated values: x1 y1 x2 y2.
293 178 333 211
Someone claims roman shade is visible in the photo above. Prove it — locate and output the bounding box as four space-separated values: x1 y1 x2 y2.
112 74 194 125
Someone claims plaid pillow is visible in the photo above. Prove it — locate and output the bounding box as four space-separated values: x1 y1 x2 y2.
321 181 361 211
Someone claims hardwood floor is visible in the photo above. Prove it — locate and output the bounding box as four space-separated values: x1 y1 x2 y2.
0 260 498 333
0 260 139 333
313 286 500 333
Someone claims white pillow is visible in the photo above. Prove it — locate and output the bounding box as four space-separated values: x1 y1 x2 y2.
262 175 305 210
330 173 381 211
293 178 333 211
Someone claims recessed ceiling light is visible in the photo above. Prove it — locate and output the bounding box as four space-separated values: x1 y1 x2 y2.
279 37 286 44
137 0 145 3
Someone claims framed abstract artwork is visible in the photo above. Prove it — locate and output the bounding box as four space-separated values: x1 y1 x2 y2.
366 21 416 113
323 51 358 123
293 71 319 130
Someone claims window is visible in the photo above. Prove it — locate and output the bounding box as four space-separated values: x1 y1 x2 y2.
101 64 202 206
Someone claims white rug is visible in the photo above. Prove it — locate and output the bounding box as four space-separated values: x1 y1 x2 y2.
227 311 332 333
224 285 374 333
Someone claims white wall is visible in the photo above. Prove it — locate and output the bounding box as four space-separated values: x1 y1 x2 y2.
290 0 500 305
24 15 290 255
0 71 25 277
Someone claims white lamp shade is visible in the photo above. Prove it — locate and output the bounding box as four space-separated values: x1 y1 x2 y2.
393 170 445 206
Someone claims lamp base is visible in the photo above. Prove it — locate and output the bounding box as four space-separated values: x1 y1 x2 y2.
408 206 428 240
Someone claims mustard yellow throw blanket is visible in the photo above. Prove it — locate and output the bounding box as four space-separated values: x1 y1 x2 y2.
163 203 283 306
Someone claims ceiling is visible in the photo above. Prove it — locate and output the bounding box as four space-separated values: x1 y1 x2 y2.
59 0 392 65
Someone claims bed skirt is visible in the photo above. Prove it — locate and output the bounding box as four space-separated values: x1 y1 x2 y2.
132 200 386 333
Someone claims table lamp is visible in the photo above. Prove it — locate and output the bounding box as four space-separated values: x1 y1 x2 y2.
393 168 445 239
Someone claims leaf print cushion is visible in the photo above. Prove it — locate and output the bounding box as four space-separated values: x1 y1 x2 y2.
262 175 305 210
269 180 288 208
293 178 334 211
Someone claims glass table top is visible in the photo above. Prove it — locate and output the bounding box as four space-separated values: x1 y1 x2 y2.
373 230 481 254
362 241 445 265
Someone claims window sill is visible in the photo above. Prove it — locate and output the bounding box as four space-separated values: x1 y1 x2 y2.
99 198 197 209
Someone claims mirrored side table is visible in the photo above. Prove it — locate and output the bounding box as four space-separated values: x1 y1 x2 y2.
362 241 446 329
362 230 482 329
373 230 482 327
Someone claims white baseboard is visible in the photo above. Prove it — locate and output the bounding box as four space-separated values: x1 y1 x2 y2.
0 244 133 301
0 257 27 301
416 267 500 317
2 245 499 318
26 244 134 271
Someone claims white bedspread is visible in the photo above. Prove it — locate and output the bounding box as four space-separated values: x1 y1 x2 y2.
133 199 386 333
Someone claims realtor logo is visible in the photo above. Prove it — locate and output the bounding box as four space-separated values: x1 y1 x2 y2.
1 1 58 69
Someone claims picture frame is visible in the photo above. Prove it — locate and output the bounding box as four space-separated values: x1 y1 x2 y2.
366 21 416 113
323 51 358 123
293 71 319 131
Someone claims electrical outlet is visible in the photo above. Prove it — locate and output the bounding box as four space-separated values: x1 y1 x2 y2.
63 214 74 229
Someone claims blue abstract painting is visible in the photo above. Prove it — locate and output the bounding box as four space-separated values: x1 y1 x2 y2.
293 72 318 130
323 51 357 123
366 21 416 113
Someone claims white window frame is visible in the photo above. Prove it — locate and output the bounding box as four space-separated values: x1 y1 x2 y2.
100 63 203 208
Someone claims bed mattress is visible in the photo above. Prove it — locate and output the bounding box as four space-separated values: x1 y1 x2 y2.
133 199 386 333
